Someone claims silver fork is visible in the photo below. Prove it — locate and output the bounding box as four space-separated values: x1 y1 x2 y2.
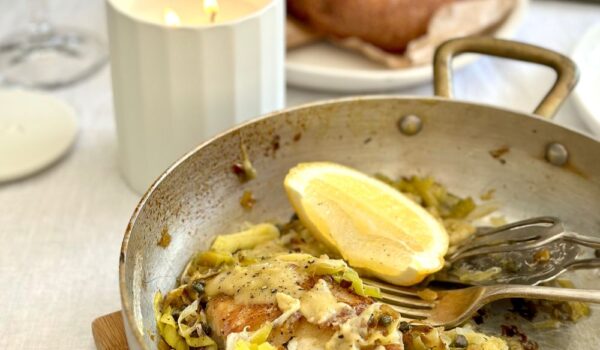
447 217 600 262
364 278 600 329
437 217 600 285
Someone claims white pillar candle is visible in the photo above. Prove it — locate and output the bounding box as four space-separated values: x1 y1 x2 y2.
106 0 285 194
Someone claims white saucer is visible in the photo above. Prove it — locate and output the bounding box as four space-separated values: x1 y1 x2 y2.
572 23 600 137
286 0 528 92
0 90 78 182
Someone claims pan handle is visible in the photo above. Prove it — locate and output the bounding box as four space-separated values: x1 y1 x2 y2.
433 37 579 119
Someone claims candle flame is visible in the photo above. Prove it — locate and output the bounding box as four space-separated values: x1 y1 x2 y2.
204 0 219 23
164 8 181 26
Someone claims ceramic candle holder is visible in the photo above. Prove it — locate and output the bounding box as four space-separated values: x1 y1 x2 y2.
106 0 285 194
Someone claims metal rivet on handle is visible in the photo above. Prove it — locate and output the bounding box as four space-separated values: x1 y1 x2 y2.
398 115 423 136
545 142 569 166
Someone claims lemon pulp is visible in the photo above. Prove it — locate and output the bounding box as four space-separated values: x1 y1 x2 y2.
284 162 449 286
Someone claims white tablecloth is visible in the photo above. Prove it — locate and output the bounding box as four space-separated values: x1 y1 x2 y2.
0 1 599 348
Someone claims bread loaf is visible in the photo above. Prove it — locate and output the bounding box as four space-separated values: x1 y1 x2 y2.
287 0 454 52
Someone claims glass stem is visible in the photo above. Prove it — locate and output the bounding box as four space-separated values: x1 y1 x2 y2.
28 0 53 38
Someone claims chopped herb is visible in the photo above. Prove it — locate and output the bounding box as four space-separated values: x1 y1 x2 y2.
191 280 205 294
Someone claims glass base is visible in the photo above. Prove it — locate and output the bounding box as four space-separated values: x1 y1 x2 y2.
0 26 107 89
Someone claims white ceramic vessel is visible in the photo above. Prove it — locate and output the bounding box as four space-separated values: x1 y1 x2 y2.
106 0 285 194
0 89 77 182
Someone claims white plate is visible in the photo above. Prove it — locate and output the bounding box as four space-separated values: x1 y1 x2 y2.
286 0 529 92
0 90 78 182
572 23 600 137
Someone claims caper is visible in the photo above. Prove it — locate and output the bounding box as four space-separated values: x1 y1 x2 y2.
378 314 393 327
398 321 411 333
192 280 205 294
452 334 469 348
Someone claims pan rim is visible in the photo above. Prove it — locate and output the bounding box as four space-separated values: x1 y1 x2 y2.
119 94 598 349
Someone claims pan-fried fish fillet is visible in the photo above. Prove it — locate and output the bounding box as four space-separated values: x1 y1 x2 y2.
206 277 372 346
206 295 282 342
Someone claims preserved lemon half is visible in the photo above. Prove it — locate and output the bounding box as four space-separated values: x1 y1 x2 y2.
284 162 449 286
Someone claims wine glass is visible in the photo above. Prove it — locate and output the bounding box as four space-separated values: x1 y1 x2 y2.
0 0 107 89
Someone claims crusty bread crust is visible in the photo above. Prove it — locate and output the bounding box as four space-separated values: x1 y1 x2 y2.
287 0 454 52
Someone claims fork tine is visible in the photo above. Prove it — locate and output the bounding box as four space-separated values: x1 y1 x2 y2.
448 236 563 262
380 298 431 319
476 216 559 237
563 232 600 250
469 217 557 243
378 292 433 309
363 278 419 297
447 216 564 262
468 217 560 245
449 237 537 260
364 280 434 309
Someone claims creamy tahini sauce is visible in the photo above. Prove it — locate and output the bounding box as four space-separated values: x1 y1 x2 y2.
205 261 305 304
